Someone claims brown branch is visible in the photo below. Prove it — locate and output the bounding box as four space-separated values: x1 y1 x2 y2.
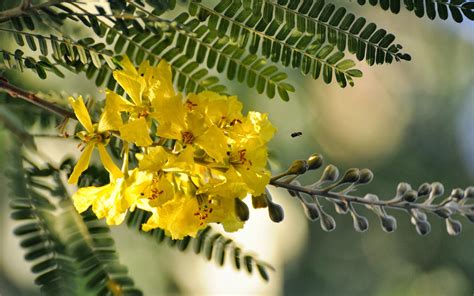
0 77 76 119
0 0 72 23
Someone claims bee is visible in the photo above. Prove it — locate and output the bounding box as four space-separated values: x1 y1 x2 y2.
291 131 303 138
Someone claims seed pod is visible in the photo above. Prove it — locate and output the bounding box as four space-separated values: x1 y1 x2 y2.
234 198 249 221
307 153 323 170
287 160 308 175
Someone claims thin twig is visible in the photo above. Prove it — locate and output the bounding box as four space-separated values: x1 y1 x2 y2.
269 179 474 212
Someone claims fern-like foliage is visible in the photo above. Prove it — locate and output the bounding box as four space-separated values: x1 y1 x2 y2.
8 150 77 295
5 0 291 99
270 153 474 235
70 1 293 99
67 209 143 296
7 147 143 295
0 48 63 79
126 2 295 100
126 209 274 281
189 0 361 86
242 0 411 64
0 1 229 95
356 0 474 23
189 0 396 86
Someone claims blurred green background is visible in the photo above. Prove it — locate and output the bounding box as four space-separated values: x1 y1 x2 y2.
0 1 473 295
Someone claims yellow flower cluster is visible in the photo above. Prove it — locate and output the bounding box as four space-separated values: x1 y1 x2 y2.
68 57 275 239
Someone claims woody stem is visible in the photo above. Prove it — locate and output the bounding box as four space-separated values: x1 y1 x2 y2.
0 77 76 119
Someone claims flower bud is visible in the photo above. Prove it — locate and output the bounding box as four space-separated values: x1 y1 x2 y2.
431 182 444 197
363 193 379 202
417 183 431 196
320 212 336 232
402 190 418 202
446 218 462 236
353 215 369 232
320 165 339 182
381 215 397 233
358 168 374 185
433 208 452 219
307 153 323 170
415 220 431 236
396 182 411 197
340 168 360 184
465 187 474 199
287 160 308 175
450 188 464 201
334 201 348 214
302 202 319 221
465 213 474 223
234 198 249 221
267 200 284 223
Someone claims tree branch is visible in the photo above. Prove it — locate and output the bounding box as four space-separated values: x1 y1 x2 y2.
0 77 75 119
0 0 71 23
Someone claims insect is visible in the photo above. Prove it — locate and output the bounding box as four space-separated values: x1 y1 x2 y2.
291 131 303 138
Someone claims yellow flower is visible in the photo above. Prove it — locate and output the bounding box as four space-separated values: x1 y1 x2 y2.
69 57 278 239
141 192 204 239
228 111 276 145
141 190 246 239
104 57 177 147
228 138 272 196
68 96 122 184
72 169 148 225
136 145 195 174
156 110 229 163
185 91 243 127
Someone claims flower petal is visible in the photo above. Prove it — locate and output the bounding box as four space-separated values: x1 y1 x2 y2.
113 69 145 106
97 143 123 180
68 143 95 184
137 146 169 172
151 94 186 129
120 55 138 75
98 91 131 132
68 96 93 133
194 125 228 163
72 184 112 213
119 117 153 147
